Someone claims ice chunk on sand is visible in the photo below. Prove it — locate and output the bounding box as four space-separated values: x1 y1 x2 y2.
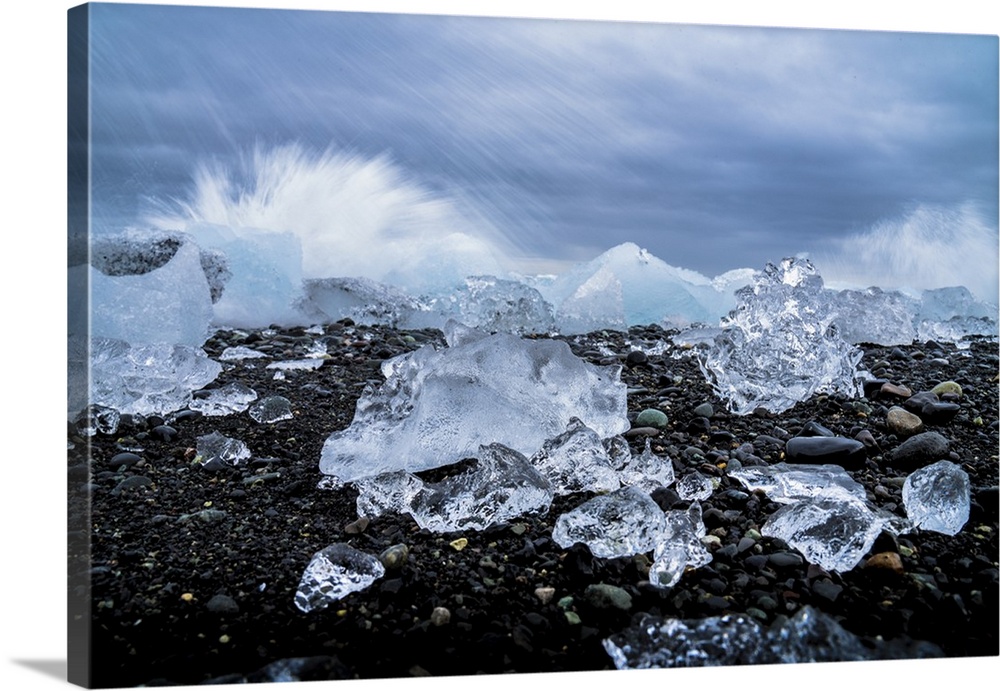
616 438 675 492
196 431 251 470
249 395 294 423
761 495 886 573
915 286 999 343
552 486 666 558
301 276 422 328
830 287 919 346
354 471 425 520
293 544 385 613
649 503 711 589
190 382 258 416
320 329 628 482
902 460 970 536
699 258 865 415
528 418 620 495
419 275 556 335
90 234 214 348
89 337 222 416
603 605 936 668
729 463 867 504
186 223 306 329
408 443 554 532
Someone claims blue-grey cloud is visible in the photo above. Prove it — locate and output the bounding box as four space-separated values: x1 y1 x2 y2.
86 4 998 288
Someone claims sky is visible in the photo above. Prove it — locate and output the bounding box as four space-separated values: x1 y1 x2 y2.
80 1 999 294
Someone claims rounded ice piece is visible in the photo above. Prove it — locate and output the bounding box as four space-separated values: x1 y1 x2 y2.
552 486 666 558
902 460 970 536
249 395 294 423
294 543 385 613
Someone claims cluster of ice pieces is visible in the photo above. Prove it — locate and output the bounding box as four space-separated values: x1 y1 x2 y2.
603 605 942 668
319 322 629 483
729 460 970 572
698 258 867 415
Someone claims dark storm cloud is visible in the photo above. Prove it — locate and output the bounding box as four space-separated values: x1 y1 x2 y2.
87 4 998 277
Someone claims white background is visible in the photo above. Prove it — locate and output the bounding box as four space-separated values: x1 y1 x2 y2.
2 1 997 689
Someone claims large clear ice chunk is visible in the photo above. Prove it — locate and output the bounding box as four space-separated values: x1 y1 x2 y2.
320 329 628 482
552 486 666 558
603 606 932 668
729 463 867 504
902 460 971 536
830 287 919 346
419 275 556 335
90 233 214 348
89 337 222 416
408 443 554 532
528 418 621 495
761 496 886 573
293 543 385 613
699 258 865 415
915 286 999 343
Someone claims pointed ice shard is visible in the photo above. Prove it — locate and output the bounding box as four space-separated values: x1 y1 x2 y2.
320 329 628 482
649 503 712 589
616 438 676 493
528 418 621 495
729 463 867 504
902 460 970 536
293 543 385 613
190 382 258 416
699 258 865 415
552 486 666 558
196 431 251 470
408 443 554 532
761 496 886 572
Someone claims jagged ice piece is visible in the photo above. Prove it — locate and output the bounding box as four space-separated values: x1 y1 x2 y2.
902 460 971 536
528 418 620 495
552 486 666 558
293 543 385 613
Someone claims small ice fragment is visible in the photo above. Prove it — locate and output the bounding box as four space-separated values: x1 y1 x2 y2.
266 359 325 371
728 463 866 504
552 486 667 558
190 382 258 416
293 543 385 613
602 435 632 471
649 503 712 590
354 471 426 520
902 460 970 536
761 496 886 572
74 404 121 437
196 431 251 470
617 439 676 492
219 345 269 361
676 471 713 501
249 395 294 423
408 443 554 532
528 418 621 496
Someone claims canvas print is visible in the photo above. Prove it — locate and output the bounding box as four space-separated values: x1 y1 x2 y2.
67 2 999 688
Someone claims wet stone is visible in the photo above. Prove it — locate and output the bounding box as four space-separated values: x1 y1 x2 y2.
920 402 961 425
886 406 924 437
887 432 950 471
784 436 866 470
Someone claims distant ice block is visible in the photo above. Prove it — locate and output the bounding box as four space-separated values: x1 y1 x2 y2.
408 443 554 532
186 223 306 328
699 258 865 415
539 243 736 332
420 275 556 335
189 382 258 416
552 486 667 558
830 287 919 346
90 233 214 348
293 544 385 613
320 329 628 482
196 431 251 470
89 337 222 416
219 345 269 361
902 460 971 536
301 276 423 328
528 418 621 495
649 503 711 589
915 286 999 343
603 605 928 668
761 495 886 572
729 463 867 504
616 438 676 492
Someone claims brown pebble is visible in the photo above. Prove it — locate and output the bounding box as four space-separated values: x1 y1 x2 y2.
344 516 370 534
886 406 924 437
880 383 913 399
865 552 904 574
